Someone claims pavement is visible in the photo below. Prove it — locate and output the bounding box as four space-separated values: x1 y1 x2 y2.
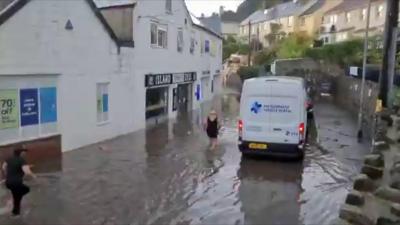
0 93 372 225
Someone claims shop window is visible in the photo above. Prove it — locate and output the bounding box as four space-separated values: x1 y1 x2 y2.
151 23 168 48
146 87 168 119
177 28 184 52
96 83 109 123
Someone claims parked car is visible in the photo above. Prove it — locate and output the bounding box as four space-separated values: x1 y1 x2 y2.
320 82 332 96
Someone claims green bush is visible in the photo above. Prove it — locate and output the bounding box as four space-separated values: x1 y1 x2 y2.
304 39 364 67
254 48 277 65
277 33 313 59
237 66 260 81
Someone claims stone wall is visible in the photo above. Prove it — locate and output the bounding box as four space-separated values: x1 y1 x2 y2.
335 76 379 138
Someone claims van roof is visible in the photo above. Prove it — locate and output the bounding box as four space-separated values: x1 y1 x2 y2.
245 76 304 84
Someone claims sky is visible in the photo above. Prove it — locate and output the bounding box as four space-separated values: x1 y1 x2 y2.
185 0 245 17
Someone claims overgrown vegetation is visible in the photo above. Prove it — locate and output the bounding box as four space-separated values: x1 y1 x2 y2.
237 66 260 81
223 36 250 60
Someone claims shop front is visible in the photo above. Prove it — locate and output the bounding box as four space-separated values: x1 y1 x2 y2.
172 72 196 117
145 72 196 124
145 74 172 124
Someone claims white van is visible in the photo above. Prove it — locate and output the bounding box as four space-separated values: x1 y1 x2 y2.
238 76 308 158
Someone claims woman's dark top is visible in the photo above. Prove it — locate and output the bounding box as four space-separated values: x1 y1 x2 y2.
207 117 219 138
5 156 26 184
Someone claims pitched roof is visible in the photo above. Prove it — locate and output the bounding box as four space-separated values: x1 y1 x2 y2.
220 10 242 22
240 0 320 25
198 14 222 35
300 0 325 16
0 0 129 47
95 0 136 9
325 0 382 15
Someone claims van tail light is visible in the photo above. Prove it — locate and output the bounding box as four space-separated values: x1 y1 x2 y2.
238 119 243 137
299 123 305 138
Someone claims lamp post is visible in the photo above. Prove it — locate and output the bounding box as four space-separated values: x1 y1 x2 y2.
357 0 372 141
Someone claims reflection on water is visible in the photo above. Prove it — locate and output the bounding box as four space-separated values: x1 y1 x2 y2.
0 92 369 225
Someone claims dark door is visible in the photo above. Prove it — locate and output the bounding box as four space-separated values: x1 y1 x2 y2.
177 84 192 116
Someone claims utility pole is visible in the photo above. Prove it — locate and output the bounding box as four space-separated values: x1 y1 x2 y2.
248 20 252 66
357 0 372 140
378 0 399 108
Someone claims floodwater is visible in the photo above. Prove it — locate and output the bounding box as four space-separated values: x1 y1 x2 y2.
0 93 370 225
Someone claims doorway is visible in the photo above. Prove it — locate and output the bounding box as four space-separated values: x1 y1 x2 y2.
177 83 192 116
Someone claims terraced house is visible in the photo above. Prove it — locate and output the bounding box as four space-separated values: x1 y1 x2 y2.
319 0 387 44
238 0 340 48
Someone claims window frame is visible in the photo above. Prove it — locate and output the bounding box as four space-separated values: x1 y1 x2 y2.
288 16 294 27
151 22 168 49
361 8 367 21
377 4 384 17
346 12 351 23
96 82 110 125
165 0 172 14
177 28 184 53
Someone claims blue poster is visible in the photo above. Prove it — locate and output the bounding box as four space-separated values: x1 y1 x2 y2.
102 94 108 112
20 88 39 126
40 87 57 123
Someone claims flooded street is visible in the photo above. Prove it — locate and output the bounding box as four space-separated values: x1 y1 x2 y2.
0 93 370 225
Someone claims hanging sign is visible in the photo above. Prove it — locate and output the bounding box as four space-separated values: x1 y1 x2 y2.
0 89 19 129
20 88 39 126
173 72 197 83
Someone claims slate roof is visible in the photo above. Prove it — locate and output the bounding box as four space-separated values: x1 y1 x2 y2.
220 10 242 22
300 0 325 16
325 0 382 15
95 0 136 9
240 0 321 25
198 14 222 35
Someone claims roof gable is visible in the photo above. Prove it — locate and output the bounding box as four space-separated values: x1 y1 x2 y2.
0 0 125 47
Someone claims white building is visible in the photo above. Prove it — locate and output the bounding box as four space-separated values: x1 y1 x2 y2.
0 0 222 159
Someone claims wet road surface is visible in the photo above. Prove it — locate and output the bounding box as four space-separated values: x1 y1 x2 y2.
0 95 370 225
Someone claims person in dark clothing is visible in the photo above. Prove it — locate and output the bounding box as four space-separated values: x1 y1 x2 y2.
2 148 36 216
204 110 221 150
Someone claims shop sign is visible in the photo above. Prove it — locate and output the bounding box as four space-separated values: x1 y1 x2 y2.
145 74 172 87
173 72 197 83
0 89 19 129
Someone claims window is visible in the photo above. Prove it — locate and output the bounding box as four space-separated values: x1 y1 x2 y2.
151 23 168 48
166 0 172 13
205 40 210 53
346 12 351 23
177 28 184 52
151 23 157 45
377 4 384 17
300 17 306 26
96 83 109 123
288 16 294 26
190 36 195 54
252 26 256 34
264 22 268 30
331 14 338 24
361 8 367 20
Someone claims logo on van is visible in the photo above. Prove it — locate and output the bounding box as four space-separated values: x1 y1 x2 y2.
251 101 262 114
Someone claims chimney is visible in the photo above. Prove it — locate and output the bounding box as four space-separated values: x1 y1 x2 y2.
201 13 205 18
219 6 224 16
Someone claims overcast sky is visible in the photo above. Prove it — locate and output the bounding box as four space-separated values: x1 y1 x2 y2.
185 0 244 17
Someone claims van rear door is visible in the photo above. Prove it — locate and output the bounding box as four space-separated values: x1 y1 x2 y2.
242 82 301 144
